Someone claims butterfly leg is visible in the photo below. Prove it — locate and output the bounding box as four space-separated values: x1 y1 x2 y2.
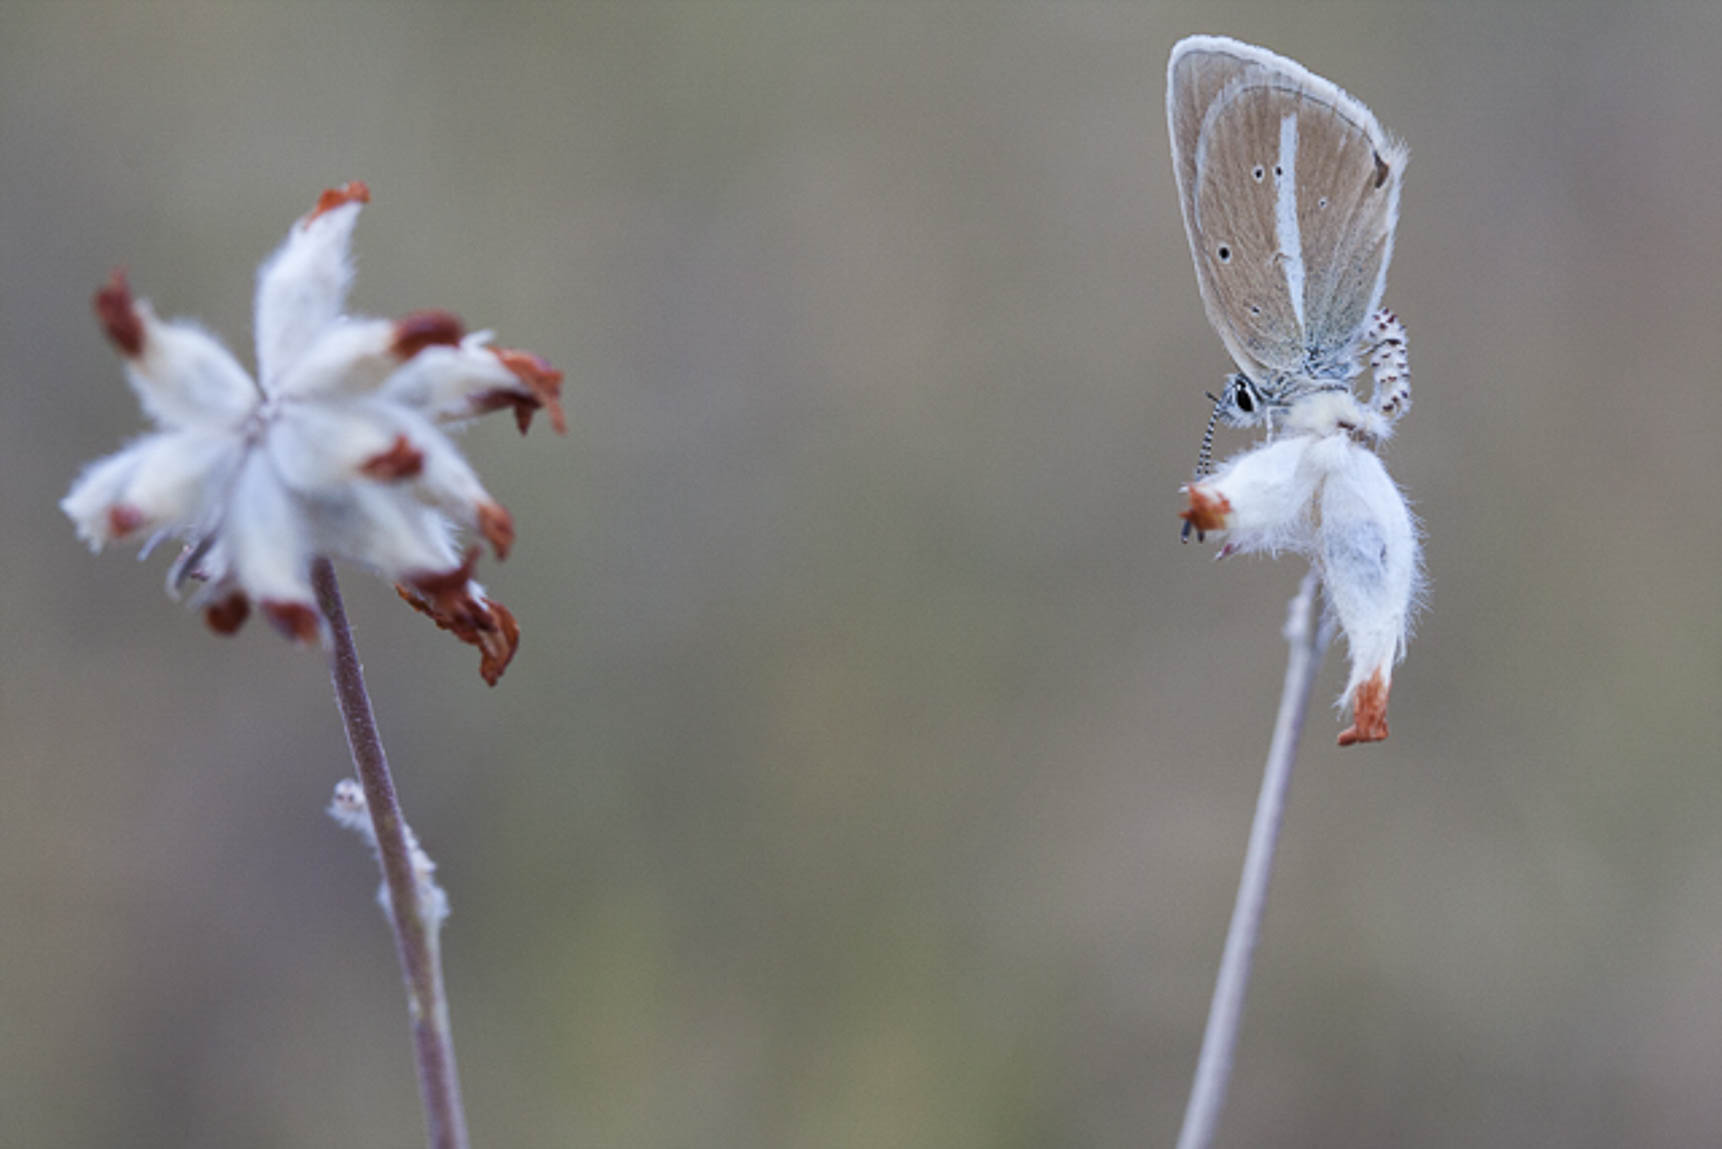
1364 308 1410 422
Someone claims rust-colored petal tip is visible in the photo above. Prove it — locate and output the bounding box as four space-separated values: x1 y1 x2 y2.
1179 485 1231 536
477 501 515 561
106 504 146 540
306 181 371 223
491 347 567 435
261 600 321 643
204 591 250 635
391 309 465 360
358 434 425 481
1337 670 1391 747
94 269 145 358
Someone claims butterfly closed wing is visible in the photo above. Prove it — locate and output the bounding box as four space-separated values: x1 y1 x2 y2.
1168 36 1408 435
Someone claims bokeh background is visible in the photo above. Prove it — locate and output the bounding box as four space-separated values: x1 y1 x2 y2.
4 2 1721 1146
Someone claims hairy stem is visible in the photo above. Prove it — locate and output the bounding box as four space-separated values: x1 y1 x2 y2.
1175 569 1335 1149
313 558 470 1149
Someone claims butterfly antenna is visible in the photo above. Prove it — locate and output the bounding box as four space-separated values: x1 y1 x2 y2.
1195 391 1225 478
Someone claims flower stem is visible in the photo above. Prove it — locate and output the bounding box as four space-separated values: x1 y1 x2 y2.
1175 569 1335 1149
313 558 470 1149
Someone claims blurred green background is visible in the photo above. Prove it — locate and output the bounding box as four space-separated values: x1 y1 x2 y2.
5 2 1721 1146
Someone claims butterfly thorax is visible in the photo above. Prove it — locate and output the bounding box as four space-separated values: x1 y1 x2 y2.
1281 387 1388 441
1235 371 1388 440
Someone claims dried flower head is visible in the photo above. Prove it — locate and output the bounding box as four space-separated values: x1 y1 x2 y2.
63 182 564 684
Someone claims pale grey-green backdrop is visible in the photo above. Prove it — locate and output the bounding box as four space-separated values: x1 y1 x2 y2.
4 2 1720 1146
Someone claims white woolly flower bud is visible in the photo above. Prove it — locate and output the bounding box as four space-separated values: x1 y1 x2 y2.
1306 437 1420 745
1180 436 1320 556
1183 430 1421 745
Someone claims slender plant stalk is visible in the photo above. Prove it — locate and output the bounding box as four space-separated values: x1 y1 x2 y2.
312 557 470 1149
1175 569 1336 1149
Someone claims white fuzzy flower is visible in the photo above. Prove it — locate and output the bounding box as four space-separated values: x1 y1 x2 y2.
1182 424 1421 746
63 183 565 684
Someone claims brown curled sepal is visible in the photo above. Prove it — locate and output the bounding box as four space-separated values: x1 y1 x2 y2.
396 549 520 685
484 348 566 435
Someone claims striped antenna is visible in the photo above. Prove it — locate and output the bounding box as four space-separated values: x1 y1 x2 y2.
1195 390 1226 478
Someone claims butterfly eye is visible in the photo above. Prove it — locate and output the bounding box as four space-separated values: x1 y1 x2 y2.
1234 382 1255 414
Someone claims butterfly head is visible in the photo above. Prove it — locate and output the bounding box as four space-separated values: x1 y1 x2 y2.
1193 374 1271 478
1211 374 1271 430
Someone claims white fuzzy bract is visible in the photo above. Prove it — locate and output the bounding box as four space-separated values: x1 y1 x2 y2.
328 778 450 928
63 183 564 683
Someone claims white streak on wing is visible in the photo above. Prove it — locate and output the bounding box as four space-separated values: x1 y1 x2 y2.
1275 112 1306 334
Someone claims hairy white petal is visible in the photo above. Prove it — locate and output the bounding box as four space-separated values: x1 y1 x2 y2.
118 428 242 538
322 483 463 581
265 401 397 494
368 403 495 512
224 453 313 606
62 437 155 549
271 318 399 401
126 306 259 428
63 430 237 551
378 333 517 420
1192 436 1321 555
1311 437 1419 705
255 201 361 391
